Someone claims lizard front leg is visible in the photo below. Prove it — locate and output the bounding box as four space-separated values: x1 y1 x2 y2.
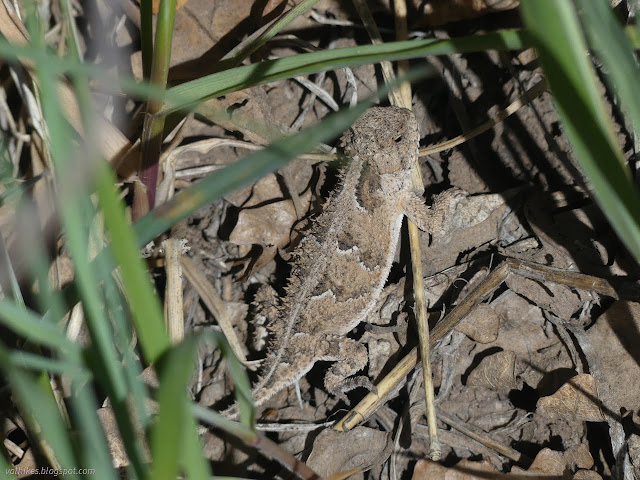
403 188 468 233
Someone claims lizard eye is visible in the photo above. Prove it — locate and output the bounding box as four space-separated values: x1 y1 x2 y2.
394 135 403 143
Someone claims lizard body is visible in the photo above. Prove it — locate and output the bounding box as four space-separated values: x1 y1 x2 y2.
228 106 464 414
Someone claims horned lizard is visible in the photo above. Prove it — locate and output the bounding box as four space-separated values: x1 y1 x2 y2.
227 106 465 415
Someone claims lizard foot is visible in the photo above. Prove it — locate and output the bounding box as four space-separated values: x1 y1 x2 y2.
338 375 377 394
325 375 377 405
322 336 371 402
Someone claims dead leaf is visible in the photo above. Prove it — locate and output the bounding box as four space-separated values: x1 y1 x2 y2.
536 374 605 422
586 301 640 419
573 470 603 480
306 426 392 477
455 303 500 344
514 445 595 479
467 350 520 392
225 165 313 210
204 90 289 146
505 272 587 321
198 380 227 407
412 459 497 480
412 460 444 480
227 171 313 251
564 444 594 471
163 0 257 81
527 448 569 477
584 301 640 476
485 289 560 389
224 171 278 207
325 468 365 480
366 338 393 379
229 200 298 248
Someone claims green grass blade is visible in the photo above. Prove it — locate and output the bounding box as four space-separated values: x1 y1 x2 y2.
0 39 184 111
0 155 24 306
151 329 253 479
102 274 153 430
160 31 529 115
577 0 640 145
2 20 119 475
0 301 77 351
220 0 321 68
56 177 131 398
151 0 177 88
520 1 640 261
1 355 77 477
9 351 89 378
59 0 82 60
95 160 170 364
151 337 198 480
139 0 177 208
191 404 256 443
32 49 149 478
208 330 254 426
64 361 121 480
135 70 429 244
0 234 25 309
35 57 134 403
4 344 116 479
178 412 212 480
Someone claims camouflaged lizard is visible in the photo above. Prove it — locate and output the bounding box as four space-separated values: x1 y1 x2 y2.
226 106 465 415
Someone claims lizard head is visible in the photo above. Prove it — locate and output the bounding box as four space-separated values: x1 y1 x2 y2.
340 106 419 174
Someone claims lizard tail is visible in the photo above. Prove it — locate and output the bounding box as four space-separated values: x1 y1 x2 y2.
221 359 312 419
220 358 279 419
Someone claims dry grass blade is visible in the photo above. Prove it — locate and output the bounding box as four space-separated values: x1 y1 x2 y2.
350 0 403 108
419 78 548 156
436 408 526 463
164 236 185 344
349 0 441 459
181 256 255 366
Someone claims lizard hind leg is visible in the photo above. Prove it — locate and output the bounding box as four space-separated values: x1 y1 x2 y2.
322 335 375 404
